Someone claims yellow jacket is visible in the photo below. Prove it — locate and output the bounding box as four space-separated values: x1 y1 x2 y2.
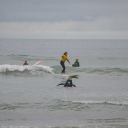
61 55 68 62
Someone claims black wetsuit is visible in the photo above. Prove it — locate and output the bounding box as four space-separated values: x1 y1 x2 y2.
57 81 76 87
64 80 72 87
60 60 65 73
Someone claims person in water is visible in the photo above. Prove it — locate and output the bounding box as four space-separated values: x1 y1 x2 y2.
60 52 71 74
72 59 80 67
23 60 28 65
57 76 76 87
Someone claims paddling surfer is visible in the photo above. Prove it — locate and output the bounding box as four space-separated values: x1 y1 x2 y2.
72 59 80 67
57 76 76 87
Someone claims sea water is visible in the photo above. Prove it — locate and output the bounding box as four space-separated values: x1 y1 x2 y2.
0 39 128 128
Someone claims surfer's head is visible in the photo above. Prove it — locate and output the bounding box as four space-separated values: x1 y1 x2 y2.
64 52 67 56
76 59 78 61
68 76 72 80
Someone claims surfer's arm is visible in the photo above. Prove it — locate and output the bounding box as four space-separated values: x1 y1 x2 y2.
77 62 80 67
57 82 65 86
72 83 76 87
67 59 71 64
57 83 63 86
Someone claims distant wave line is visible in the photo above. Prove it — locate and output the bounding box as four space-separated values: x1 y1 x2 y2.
73 100 128 106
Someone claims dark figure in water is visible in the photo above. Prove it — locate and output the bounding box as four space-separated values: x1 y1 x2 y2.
23 60 28 66
72 59 80 67
57 77 76 87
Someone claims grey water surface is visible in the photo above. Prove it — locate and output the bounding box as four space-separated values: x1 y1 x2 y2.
0 39 128 128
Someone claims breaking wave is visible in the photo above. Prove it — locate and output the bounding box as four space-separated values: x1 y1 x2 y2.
52 66 128 76
0 64 54 76
0 100 128 111
1 64 128 77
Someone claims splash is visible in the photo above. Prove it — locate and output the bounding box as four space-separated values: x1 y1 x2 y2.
0 64 54 74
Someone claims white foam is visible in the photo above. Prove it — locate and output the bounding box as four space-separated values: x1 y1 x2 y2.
73 100 128 106
0 64 54 74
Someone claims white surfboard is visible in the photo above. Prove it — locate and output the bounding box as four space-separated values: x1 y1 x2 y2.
55 74 68 77
69 74 79 78
34 60 41 65
54 73 79 78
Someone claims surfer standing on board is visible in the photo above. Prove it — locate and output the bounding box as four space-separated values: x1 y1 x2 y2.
60 52 71 74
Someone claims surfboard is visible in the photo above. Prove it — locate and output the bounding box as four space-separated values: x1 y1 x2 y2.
34 60 41 65
69 74 79 78
54 73 79 78
55 74 68 77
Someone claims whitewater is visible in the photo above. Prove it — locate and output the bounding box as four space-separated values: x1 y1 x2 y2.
0 39 128 128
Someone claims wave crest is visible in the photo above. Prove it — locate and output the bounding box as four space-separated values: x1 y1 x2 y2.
0 64 54 75
73 100 128 106
52 66 128 76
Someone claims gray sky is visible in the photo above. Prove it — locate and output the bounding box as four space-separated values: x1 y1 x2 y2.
0 0 128 39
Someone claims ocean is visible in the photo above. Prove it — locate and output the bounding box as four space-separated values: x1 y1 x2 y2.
0 39 128 128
